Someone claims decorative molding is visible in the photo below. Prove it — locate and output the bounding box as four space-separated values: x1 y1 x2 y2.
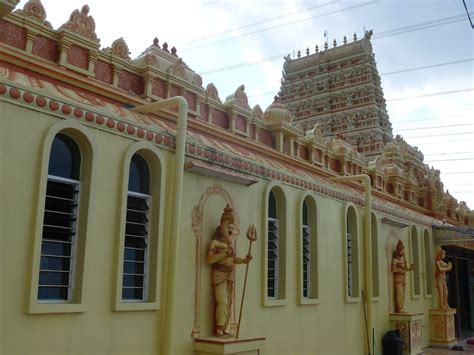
59 5 98 42
252 104 263 120
168 58 187 79
206 83 221 102
16 0 51 27
108 37 130 60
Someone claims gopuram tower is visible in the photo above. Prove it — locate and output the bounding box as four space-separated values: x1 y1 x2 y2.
279 31 393 160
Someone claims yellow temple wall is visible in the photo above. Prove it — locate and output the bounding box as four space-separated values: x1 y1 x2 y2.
1 100 440 355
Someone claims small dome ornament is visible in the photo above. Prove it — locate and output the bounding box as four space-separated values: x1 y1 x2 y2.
353 33 357 41
333 39 337 47
315 45 319 53
324 41 328 50
343 35 347 44
263 96 292 124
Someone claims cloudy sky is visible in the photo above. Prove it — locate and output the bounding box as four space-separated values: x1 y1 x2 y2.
17 0 474 207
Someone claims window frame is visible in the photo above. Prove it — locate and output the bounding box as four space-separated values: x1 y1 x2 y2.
262 183 287 307
410 225 422 299
38 174 80 303
122 190 151 302
371 213 380 301
298 194 319 305
28 121 96 314
267 217 279 299
344 204 360 303
423 229 434 298
113 143 166 312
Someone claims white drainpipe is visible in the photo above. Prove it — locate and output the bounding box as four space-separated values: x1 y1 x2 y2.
131 97 188 355
332 174 373 355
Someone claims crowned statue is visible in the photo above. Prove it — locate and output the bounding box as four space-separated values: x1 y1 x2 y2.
391 239 416 313
207 205 256 337
435 247 452 310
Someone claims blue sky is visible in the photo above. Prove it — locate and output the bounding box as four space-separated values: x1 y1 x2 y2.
16 0 474 208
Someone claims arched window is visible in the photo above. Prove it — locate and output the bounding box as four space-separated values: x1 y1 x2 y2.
411 226 421 297
267 191 279 298
371 214 379 298
38 134 81 301
301 197 318 301
122 154 151 301
346 206 359 299
266 186 286 303
423 230 433 297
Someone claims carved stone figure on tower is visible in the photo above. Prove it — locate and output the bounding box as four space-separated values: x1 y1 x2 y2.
207 205 253 337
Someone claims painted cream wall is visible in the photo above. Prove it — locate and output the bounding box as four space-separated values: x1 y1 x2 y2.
170 176 368 355
1 100 442 355
0 102 168 355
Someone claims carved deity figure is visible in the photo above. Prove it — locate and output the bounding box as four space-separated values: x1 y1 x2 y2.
391 239 415 313
207 205 253 337
435 248 452 309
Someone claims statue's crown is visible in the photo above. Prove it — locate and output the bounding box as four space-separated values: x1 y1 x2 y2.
396 239 404 250
220 204 235 225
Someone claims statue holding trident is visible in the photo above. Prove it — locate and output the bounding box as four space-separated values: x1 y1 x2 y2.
207 205 255 337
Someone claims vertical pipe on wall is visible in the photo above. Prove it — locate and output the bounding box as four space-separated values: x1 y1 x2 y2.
332 174 372 355
131 97 189 355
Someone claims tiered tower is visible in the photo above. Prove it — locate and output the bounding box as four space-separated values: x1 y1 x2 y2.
279 31 393 160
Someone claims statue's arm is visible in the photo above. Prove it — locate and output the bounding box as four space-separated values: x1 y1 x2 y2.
436 260 452 272
207 241 227 264
391 259 404 273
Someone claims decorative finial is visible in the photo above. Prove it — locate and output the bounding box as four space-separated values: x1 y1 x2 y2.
343 35 347 44
297 50 301 58
353 33 357 41
333 39 337 47
153 37 160 48
162 42 169 52
273 95 281 103
171 46 177 56
81 5 90 15
315 44 319 53
324 41 328 50
306 47 310 56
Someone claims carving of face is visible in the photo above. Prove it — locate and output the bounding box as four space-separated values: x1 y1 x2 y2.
226 223 235 238
397 245 404 257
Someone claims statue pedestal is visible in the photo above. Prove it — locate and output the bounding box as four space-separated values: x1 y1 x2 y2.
389 313 423 355
429 308 457 348
193 336 266 355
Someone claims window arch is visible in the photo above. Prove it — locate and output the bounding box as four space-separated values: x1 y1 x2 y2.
37 134 82 301
115 143 165 311
423 229 434 297
300 195 318 304
371 213 380 298
29 121 96 314
264 184 287 306
410 226 421 297
122 154 151 301
345 205 359 301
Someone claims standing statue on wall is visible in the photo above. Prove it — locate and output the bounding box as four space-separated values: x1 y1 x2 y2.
435 247 452 309
391 239 416 313
207 205 254 337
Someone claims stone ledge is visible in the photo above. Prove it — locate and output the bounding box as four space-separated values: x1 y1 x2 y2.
193 336 265 355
